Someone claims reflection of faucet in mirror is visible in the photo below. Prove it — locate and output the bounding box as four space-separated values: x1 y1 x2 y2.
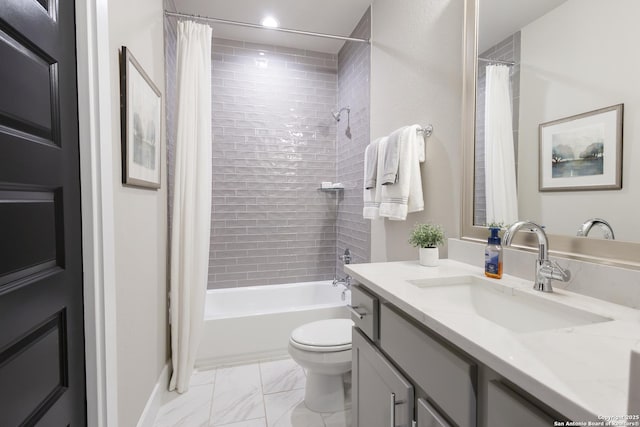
577 218 615 240
503 220 571 293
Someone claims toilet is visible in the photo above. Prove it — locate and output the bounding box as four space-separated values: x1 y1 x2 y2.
288 318 354 413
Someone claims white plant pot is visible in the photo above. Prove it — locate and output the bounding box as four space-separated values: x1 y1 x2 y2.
419 247 439 267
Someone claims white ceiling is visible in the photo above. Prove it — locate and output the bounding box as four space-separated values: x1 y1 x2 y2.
478 0 568 52
173 0 372 54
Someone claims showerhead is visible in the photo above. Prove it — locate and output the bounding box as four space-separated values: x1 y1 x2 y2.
331 106 350 122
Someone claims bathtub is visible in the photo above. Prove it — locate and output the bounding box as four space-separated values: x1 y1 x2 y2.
196 280 350 368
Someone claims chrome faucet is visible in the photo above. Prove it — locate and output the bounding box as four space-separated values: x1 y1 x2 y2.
502 220 571 293
577 218 615 240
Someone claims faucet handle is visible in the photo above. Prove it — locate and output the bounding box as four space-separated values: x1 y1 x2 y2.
339 248 351 264
540 260 571 282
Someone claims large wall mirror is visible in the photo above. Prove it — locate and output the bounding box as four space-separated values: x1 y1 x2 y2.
461 0 640 266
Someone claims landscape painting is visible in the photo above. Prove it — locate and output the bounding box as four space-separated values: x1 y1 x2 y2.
120 46 162 189
539 104 623 191
551 124 604 178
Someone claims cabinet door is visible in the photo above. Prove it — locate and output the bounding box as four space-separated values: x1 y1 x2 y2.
417 398 452 427
352 328 414 427
487 381 555 427
380 304 476 427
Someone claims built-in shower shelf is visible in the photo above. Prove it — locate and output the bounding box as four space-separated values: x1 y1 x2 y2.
317 187 344 192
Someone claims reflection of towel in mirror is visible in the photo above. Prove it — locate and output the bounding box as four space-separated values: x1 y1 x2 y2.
363 137 388 219
364 139 380 189
379 125 424 220
381 127 404 185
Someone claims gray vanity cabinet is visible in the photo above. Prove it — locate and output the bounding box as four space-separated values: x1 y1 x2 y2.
350 284 568 427
417 398 452 427
350 284 379 341
352 327 414 427
379 303 476 427
486 381 555 427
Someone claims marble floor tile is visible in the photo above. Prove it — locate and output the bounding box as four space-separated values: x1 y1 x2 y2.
210 364 265 426
264 389 324 427
322 410 352 427
215 418 267 427
154 384 214 427
259 358 306 395
191 368 217 387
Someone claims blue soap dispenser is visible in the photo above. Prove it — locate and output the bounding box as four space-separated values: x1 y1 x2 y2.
485 227 503 279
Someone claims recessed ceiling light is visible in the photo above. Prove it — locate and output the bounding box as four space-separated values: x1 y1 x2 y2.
261 16 279 28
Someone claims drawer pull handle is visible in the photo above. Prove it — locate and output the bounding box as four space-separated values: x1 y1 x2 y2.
390 392 396 427
412 421 417 427
347 304 367 319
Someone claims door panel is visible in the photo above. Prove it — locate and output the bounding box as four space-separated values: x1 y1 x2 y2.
0 0 86 425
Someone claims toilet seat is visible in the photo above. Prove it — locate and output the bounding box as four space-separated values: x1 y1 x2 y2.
289 318 353 352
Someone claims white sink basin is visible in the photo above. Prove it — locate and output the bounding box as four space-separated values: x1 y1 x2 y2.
407 276 612 333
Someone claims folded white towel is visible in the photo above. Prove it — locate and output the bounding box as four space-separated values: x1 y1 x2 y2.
363 137 388 219
364 139 379 189
379 126 424 220
381 127 404 185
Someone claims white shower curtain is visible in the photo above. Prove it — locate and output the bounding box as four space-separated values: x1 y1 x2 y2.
484 65 518 226
169 20 212 393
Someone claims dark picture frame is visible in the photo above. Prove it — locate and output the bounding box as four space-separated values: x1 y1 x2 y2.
539 104 623 192
120 46 162 189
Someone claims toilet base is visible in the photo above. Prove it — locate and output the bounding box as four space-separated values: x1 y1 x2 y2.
304 372 345 413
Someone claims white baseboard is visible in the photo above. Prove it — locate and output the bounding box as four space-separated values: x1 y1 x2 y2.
136 362 171 427
195 349 290 370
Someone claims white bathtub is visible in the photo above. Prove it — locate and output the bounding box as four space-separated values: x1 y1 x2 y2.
196 280 350 368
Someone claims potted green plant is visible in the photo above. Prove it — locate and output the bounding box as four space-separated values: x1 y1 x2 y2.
409 223 445 266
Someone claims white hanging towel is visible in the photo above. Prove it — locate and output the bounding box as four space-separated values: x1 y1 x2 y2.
381 128 402 185
485 65 518 225
363 137 388 219
379 125 425 220
364 138 380 189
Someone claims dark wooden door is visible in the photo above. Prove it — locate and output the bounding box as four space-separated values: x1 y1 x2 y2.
0 0 86 425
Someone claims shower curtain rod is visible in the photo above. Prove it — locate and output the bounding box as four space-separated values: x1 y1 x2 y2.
164 11 371 44
478 57 515 66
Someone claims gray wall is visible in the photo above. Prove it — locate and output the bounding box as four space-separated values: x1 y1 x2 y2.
474 32 521 226
336 9 372 272
209 39 339 289
110 0 169 425
370 0 463 261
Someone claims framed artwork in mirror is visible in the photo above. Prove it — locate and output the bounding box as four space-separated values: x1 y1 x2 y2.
539 104 623 192
120 46 162 189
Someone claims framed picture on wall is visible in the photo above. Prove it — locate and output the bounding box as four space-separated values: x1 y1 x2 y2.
539 104 623 192
120 46 162 189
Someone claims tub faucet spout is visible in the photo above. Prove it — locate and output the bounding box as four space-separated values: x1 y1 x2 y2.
503 220 571 293
332 274 351 289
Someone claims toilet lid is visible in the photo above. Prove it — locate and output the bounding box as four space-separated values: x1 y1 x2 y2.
290 319 354 351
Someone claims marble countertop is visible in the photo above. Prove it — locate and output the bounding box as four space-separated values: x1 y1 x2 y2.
345 259 640 421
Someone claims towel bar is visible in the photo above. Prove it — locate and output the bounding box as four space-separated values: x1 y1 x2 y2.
417 125 433 137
